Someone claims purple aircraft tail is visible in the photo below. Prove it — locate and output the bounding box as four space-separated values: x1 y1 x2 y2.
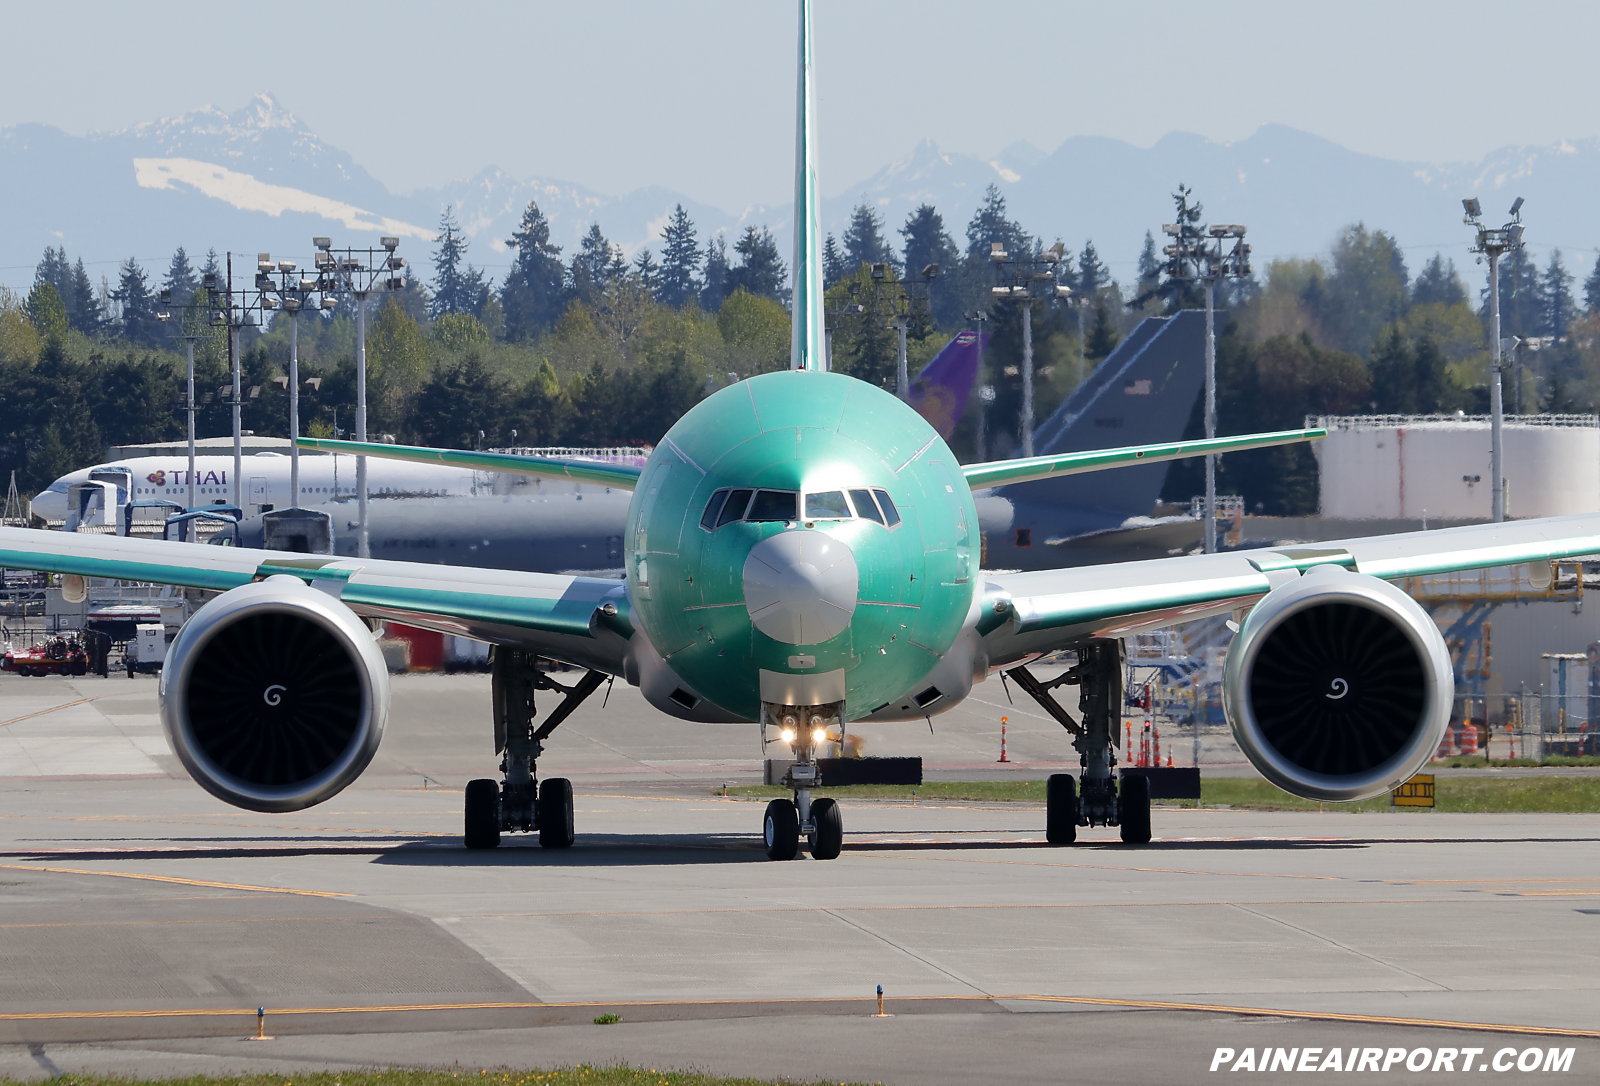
907 329 987 438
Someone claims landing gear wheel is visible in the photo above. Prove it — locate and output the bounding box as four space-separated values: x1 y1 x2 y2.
1046 773 1078 845
809 797 843 859
763 798 800 860
1118 773 1151 845
465 778 501 850
538 777 575 849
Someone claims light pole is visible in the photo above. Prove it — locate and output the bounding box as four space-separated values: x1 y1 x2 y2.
1463 196 1525 523
990 241 1072 458
156 284 215 511
260 260 336 509
205 256 269 510
311 236 406 558
1160 215 1251 552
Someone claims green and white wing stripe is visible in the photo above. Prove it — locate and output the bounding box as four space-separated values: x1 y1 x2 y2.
961 428 1324 490
982 513 1600 662
0 528 631 673
295 438 644 491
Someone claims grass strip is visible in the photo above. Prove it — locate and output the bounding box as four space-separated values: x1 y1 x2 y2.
0 1070 879 1086
726 776 1600 813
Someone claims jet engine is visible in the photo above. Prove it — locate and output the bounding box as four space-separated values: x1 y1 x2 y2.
160 576 390 812
1222 565 1452 802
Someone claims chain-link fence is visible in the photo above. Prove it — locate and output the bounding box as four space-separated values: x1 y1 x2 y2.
1441 693 1599 761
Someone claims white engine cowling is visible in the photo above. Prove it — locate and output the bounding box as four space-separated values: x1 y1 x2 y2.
160 576 390 812
1222 565 1453 802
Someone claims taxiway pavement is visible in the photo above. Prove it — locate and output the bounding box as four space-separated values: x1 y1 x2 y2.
1 671 1598 1084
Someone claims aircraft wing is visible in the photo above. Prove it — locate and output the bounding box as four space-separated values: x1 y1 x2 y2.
961 428 1323 490
297 438 644 491
980 513 1600 664
0 527 631 675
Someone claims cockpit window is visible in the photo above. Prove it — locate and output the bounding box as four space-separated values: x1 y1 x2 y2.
804 491 850 519
874 488 901 527
699 491 727 530
746 489 799 522
848 489 883 524
717 488 754 527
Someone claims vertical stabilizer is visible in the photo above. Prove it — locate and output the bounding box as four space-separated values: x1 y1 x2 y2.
790 0 825 372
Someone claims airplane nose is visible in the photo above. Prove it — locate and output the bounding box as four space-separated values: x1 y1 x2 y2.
742 531 858 645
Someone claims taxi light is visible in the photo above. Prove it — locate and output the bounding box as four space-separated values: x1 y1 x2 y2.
780 728 796 743
811 727 827 743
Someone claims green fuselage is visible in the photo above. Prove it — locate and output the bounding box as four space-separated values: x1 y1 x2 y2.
626 369 979 722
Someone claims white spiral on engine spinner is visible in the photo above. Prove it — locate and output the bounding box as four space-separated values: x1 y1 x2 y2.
1325 677 1349 701
263 684 287 706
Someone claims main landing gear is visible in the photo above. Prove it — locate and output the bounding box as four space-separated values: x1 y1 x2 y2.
1007 637 1151 846
762 699 846 860
465 648 607 850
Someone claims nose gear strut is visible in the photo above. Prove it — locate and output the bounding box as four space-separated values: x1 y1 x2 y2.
464 647 608 850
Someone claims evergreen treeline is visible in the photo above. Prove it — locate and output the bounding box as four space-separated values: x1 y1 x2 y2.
6 188 1600 517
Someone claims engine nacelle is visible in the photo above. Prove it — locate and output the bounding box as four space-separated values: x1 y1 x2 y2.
160 576 390 812
1222 565 1452 802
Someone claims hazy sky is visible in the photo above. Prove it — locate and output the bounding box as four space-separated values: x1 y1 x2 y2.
5 1 1597 212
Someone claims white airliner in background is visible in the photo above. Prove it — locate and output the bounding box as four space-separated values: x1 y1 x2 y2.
33 452 492 524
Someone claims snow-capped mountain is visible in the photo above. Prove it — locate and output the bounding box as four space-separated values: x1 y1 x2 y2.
5 93 1600 298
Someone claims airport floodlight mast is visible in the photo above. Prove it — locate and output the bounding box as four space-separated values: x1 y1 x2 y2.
1160 214 1250 553
160 264 268 512
311 236 407 558
155 288 204 510
257 256 338 509
1463 196 1526 524
988 241 1074 457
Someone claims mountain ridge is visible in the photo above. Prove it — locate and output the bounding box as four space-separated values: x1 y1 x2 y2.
5 94 1598 294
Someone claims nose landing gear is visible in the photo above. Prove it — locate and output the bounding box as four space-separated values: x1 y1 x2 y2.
464 648 607 850
762 698 846 860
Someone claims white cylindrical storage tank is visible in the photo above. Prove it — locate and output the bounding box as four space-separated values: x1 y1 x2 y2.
1311 415 1599 520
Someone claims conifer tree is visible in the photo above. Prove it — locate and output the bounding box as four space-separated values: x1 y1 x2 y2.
657 205 701 307
899 205 953 273
570 223 619 304
1543 250 1576 340
701 235 730 309
1077 240 1112 296
430 207 474 318
1412 253 1466 308
68 258 99 334
726 227 788 304
632 248 660 290
111 258 161 347
1585 253 1600 315
823 234 846 289
163 247 198 305
842 201 899 275
501 200 566 339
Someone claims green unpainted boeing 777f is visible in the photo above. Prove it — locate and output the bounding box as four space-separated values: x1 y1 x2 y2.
4 1 1599 859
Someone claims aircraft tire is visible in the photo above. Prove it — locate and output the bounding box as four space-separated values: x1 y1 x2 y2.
1119 773 1152 845
1046 773 1078 845
764 798 800 860
538 777 576 849
810 797 843 859
464 778 501 850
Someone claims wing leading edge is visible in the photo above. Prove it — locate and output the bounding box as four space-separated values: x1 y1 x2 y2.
961 428 1324 490
0 527 632 675
295 438 644 491
980 513 1600 665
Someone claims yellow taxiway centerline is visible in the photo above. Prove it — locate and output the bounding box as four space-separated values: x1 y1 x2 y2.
0 863 352 898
